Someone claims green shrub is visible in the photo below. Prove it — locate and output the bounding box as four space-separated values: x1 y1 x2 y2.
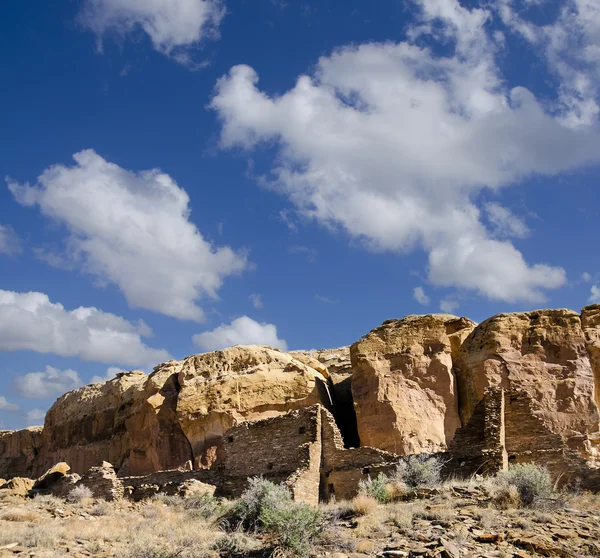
358 473 392 503
394 454 444 488
181 492 220 519
260 502 324 557
230 477 292 531
502 463 553 507
227 477 323 556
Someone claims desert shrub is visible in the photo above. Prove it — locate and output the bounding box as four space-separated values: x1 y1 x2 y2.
491 483 522 509
182 492 220 519
358 473 391 503
67 485 93 503
502 464 553 507
260 502 324 557
350 494 379 516
394 454 444 489
229 477 292 531
89 500 112 516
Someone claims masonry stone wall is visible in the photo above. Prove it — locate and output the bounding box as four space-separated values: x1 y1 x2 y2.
216 406 322 503
319 408 398 501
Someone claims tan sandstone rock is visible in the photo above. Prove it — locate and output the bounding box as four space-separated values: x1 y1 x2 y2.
350 315 477 454
455 308 600 464
14 346 331 478
0 427 43 479
78 462 124 501
4 477 35 496
174 346 332 468
33 462 71 491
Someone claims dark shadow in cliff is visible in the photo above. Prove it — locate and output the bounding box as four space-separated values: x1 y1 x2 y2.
328 376 360 448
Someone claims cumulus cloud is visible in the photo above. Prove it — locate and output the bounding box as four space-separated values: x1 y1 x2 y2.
497 0 600 126
210 0 600 303
91 366 125 384
590 285 600 303
193 316 288 351
8 150 247 321
485 203 530 239
249 293 263 309
0 224 21 255
440 299 460 314
14 366 82 399
0 396 19 412
413 287 430 306
78 0 225 59
582 272 592 282
0 290 170 366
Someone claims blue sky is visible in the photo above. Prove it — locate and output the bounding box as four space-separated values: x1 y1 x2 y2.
1 0 599 430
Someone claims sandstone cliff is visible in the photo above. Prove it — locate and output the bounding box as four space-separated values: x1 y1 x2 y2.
455 308 600 465
4 346 332 478
350 314 477 455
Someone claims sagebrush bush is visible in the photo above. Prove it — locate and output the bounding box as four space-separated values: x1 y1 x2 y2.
67 485 93 503
230 477 292 531
502 463 553 507
227 477 322 556
260 502 324 557
394 454 444 488
358 473 392 503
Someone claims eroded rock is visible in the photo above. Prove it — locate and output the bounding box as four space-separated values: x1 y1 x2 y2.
455 309 600 464
350 315 476 454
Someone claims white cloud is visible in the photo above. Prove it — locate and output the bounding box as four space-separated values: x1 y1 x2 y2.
413 286 430 306
0 224 21 255
0 290 170 367
193 316 288 351
7 150 248 321
485 203 530 239
26 408 46 425
78 0 225 58
315 294 338 304
14 366 82 399
497 0 600 126
210 0 598 304
590 285 600 303
91 366 126 384
582 272 592 282
440 299 460 314
249 293 263 309
0 396 19 412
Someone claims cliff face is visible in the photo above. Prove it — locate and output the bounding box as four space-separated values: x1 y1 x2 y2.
2 307 599 481
5 346 331 478
455 308 600 465
350 314 477 455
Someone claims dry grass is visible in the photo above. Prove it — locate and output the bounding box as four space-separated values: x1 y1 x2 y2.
0 508 42 522
568 492 600 512
350 494 379 516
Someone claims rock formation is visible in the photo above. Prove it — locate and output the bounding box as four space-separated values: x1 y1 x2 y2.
350 314 477 454
2 346 331 479
455 308 600 466
1 307 599 500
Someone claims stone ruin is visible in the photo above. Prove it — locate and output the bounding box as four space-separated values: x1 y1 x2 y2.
1 306 600 502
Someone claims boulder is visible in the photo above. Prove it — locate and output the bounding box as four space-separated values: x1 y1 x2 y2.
350 315 477 454
455 308 600 464
33 462 71 491
3 477 34 496
178 479 216 498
